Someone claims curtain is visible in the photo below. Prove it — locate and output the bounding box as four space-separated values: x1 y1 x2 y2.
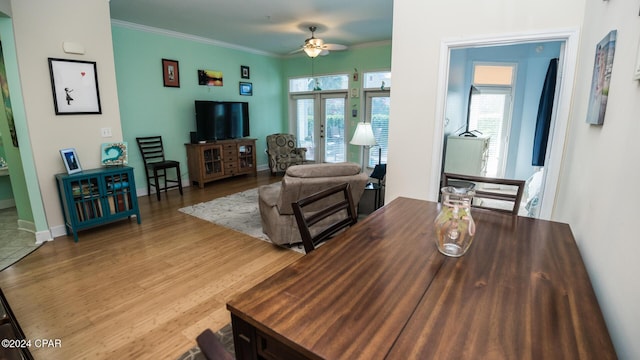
532 58 558 166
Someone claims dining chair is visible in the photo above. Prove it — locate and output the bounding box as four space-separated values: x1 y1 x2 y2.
442 172 525 215
292 183 358 253
196 328 233 360
136 136 183 201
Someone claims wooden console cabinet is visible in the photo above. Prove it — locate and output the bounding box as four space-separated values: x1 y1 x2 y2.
186 139 257 188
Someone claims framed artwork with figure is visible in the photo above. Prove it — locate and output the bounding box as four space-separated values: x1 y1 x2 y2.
162 58 180 87
48 58 101 115
241 65 250 79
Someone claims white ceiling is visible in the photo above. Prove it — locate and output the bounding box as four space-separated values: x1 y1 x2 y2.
109 0 394 57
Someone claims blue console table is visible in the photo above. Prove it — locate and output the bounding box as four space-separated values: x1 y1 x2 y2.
55 166 141 242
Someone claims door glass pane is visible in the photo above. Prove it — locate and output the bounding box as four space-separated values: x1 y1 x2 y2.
468 93 508 177
368 96 390 167
296 98 315 161
324 98 345 163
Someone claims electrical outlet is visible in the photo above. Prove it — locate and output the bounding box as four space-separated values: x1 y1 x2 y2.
100 127 112 137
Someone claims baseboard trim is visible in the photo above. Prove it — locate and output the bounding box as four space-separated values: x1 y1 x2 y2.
49 225 67 240
136 179 191 198
0 198 16 209
16 219 35 233
36 229 54 244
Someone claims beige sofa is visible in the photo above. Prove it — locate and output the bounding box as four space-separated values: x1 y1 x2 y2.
258 162 368 247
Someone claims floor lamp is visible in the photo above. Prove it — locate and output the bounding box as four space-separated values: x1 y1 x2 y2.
350 122 377 172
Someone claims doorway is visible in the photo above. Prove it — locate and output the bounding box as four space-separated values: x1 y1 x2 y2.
430 30 579 220
292 93 347 163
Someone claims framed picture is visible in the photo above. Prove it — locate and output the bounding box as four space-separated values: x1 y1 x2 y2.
586 30 617 125
162 59 180 87
241 65 250 79
198 70 223 86
48 58 101 115
101 142 128 166
60 148 82 174
239 82 253 96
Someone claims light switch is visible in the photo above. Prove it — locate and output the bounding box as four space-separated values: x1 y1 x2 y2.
101 127 112 137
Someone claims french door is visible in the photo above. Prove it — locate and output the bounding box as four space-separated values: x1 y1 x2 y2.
468 86 513 178
292 93 347 163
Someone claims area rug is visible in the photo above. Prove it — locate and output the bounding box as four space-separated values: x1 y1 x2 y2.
179 188 268 241
178 188 303 253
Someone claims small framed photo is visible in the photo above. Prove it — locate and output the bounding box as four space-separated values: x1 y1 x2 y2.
48 58 101 115
239 82 253 96
241 65 250 79
60 148 82 174
162 58 180 87
198 70 223 86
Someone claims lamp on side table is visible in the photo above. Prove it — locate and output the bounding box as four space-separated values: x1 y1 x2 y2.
350 122 377 172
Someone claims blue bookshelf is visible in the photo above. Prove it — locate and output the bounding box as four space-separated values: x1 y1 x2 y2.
55 166 141 242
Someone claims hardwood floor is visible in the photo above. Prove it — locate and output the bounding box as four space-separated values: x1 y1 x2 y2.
0 171 302 360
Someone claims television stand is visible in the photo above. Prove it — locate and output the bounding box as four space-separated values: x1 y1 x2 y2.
185 138 257 188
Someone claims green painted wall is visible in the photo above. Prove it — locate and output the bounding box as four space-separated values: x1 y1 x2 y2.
111 24 285 192
0 140 11 201
112 24 391 189
0 17 36 225
282 44 392 164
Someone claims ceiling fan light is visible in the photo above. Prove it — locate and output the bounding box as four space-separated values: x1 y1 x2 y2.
308 38 324 47
303 45 323 58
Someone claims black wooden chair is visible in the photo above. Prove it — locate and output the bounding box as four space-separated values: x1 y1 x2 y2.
442 172 525 215
292 183 358 253
136 136 183 201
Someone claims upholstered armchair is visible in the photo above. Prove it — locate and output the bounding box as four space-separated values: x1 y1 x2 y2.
265 133 307 174
258 163 368 247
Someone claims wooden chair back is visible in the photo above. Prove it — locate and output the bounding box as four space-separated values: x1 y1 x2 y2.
292 183 358 253
135 136 182 200
136 136 167 164
442 173 525 215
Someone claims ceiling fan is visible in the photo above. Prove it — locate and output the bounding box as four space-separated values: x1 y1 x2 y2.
293 26 347 58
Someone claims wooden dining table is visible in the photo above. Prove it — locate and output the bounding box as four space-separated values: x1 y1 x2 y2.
226 197 616 359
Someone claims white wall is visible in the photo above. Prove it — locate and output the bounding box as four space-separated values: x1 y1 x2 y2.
388 0 585 203
10 0 123 232
554 1 640 358
390 0 639 357
0 0 9 16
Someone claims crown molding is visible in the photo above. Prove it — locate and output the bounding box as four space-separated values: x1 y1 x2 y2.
111 20 280 58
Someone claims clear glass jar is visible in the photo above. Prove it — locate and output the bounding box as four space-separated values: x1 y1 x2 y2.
435 186 476 257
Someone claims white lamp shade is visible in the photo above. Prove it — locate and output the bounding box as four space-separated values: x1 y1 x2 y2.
350 122 377 146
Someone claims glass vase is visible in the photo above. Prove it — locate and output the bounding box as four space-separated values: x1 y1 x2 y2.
435 186 476 257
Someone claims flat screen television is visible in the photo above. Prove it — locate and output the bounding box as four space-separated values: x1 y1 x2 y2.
194 100 250 142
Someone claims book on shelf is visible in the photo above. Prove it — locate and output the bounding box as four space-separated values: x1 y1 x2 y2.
75 199 102 222
108 196 116 215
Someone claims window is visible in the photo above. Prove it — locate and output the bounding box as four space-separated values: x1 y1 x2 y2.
363 71 391 167
289 74 349 92
364 71 392 89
